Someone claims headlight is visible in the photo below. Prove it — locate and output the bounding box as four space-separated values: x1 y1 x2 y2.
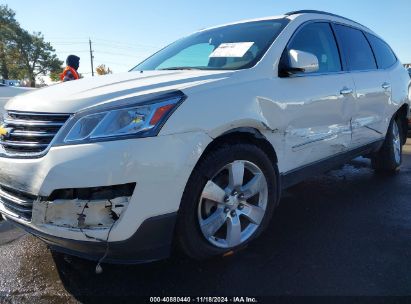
57 91 185 145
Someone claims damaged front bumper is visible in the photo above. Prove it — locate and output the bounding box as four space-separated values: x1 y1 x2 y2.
0 184 132 239
5 212 177 264
0 132 212 263
0 182 177 263
33 183 135 230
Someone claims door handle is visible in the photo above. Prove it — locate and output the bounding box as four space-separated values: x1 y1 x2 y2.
382 82 391 90
340 88 353 95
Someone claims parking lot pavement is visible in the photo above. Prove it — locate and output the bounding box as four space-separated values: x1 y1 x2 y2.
0 140 411 302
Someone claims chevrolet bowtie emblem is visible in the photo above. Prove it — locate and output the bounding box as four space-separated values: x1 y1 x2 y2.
0 125 12 138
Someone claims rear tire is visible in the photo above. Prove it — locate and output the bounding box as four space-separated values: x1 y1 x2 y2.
372 117 403 174
176 143 278 260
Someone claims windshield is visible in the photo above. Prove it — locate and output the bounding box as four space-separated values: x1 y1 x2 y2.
132 19 289 71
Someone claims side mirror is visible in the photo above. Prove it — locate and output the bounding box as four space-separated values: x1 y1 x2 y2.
285 49 319 75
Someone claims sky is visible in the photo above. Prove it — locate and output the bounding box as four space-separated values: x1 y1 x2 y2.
1 0 411 78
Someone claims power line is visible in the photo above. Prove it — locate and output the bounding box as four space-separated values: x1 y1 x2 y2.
55 51 137 63
95 60 132 67
94 51 138 58
93 42 159 50
55 46 153 55
51 38 149 73
48 37 161 49
92 38 160 48
55 50 90 53
51 42 89 46
93 42 157 52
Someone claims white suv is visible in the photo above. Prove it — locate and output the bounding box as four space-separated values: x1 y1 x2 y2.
0 10 410 263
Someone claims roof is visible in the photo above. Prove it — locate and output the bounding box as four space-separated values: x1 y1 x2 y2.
285 10 371 31
195 10 373 36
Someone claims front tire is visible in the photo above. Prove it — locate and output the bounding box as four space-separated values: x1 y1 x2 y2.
176 143 278 260
372 117 403 174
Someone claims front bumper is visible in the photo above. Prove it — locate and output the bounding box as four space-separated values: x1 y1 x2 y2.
0 132 212 262
4 212 177 264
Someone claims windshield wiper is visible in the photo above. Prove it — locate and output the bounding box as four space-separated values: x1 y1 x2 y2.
159 67 203 70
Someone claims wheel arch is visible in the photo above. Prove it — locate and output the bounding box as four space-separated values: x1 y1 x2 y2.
395 103 409 145
192 127 281 201
203 127 278 165
174 127 281 258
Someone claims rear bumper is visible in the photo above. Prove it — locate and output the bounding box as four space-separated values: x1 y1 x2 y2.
3 212 177 264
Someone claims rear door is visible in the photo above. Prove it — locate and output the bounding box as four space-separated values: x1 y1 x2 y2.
333 24 389 147
275 22 355 171
365 32 401 130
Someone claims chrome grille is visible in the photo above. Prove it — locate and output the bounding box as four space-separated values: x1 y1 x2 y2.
0 111 70 156
0 185 36 221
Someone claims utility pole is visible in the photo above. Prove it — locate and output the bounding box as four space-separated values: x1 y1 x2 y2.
89 38 94 76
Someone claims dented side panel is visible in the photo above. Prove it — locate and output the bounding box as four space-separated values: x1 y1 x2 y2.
161 71 356 173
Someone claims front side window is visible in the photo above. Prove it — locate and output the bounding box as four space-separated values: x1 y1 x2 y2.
132 19 289 71
334 24 377 71
287 22 342 73
365 33 397 69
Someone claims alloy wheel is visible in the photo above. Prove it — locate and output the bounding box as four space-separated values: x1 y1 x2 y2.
392 121 401 164
197 160 268 249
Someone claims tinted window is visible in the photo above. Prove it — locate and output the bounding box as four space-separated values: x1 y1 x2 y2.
157 43 215 69
334 24 377 71
288 22 341 73
365 33 397 69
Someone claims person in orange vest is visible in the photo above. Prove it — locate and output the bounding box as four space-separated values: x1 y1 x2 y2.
60 55 80 82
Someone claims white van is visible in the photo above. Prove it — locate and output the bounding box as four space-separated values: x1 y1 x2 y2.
0 10 410 263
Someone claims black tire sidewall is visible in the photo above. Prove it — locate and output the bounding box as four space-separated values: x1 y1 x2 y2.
373 117 402 173
177 143 278 259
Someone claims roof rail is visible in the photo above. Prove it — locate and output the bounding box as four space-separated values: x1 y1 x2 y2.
285 10 367 29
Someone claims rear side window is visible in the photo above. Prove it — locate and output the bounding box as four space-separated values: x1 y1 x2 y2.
288 22 341 73
365 33 397 69
334 24 377 71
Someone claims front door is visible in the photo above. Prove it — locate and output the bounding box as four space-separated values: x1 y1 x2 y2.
274 22 355 172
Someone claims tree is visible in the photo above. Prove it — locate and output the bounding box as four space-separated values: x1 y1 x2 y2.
49 66 63 82
26 33 63 86
13 31 63 87
96 64 113 75
0 5 19 80
0 5 63 87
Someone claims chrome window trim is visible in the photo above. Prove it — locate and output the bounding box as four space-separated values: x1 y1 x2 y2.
288 65 397 78
288 58 400 78
279 19 398 78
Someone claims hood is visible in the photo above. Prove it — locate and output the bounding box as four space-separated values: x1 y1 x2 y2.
5 70 233 113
